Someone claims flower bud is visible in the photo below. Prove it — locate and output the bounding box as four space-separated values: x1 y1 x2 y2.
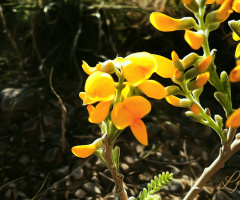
171 51 184 71
236 43 240 58
228 20 240 40
190 103 201 114
196 56 212 73
187 72 210 90
185 111 203 121
165 95 181 107
226 107 240 128
229 64 240 82
184 30 204 50
182 53 199 69
101 60 115 74
82 61 102 75
182 0 199 13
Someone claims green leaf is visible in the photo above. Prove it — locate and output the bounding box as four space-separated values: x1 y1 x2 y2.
94 149 108 168
220 71 231 100
192 87 203 102
112 146 120 173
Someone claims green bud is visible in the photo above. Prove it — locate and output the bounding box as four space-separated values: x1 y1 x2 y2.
185 111 203 121
192 87 203 102
165 85 183 96
228 20 240 38
214 114 223 129
180 99 192 107
112 146 120 172
101 60 115 74
146 195 161 200
187 80 198 91
207 22 220 33
185 68 199 80
205 10 218 25
95 149 108 167
179 17 198 30
220 71 231 99
182 53 199 69
183 0 199 13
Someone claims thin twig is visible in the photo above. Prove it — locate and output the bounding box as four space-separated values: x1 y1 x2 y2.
144 157 201 166
0 177 24 191
49 67 67 153
184 130 240 200
102 134 128 200
0 6 24 69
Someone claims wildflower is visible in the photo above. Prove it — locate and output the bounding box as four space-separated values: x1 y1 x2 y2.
111 96 151 145
190 103 201 114
229 60 240 82
184 30 204 50
233 0 240 12
195 72 210 88
72 138 103 158
153 55 176 78
150 12 196 32
79 71 116 123
165 95 181 107
196 56 212 73
82 61 102 75
122 52 157 86
226 108 240 127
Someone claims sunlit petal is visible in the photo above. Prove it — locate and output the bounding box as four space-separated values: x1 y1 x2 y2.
79 92 95 105
206 0 216 4
235 43 240 58
233 0 240 13
130 119 148 145
88 101 111 123
85 71 116 102
82 61 102 75
122 52 157 86
229 65 240 82
165 95 181 107
72 144 97 158
195 72 210 87
138 80 168 99
111 102 133 130
184 30 204 50
153 54 175 78
196 56 212 73
226 108 240 127
190 103 201 114
215 0 233 22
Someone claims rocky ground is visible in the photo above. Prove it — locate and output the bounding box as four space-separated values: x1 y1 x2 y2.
0 74 240 199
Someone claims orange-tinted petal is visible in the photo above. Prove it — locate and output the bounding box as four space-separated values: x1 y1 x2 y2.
165 95 181 107
88 101 111 123
124 96 151 119
138 80 168 99
206 0 216 4
190 103 201 114
235 43 240 58
82 61 102 75
111 102 133 130
153 54 175 78
226 107 240 127
171 51 180 63
122 52 157 86
130 119 148 145
72 144 97 158
229 65 240 82
150 12 181 32
196 56 212 73
85 71 116 102
215 0 234 22
195 72 210 87
184 30 204 50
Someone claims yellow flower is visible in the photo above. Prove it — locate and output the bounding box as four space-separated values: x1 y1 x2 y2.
165 95 181 107
215 0 234 22
229 61 240 82
190 103 201 114
184 30 204 50
122 52 157 86
150 12 196 32
82 61 102 75
233 31 240 41
72 138 102 158
80 71 116 104
153 54 176 78
195 72 210 87
235 43 240 58
111 96 151 145
226 107 240 127
233 0 240 12
196 56 213 73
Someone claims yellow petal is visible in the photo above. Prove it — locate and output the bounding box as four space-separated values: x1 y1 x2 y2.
206 0 216 4
226 108 240 127
196 56 212 73
111 102 133 130
85 71 116 102
138 80 168 99
215 0 233 22
235 43 240 58
165 95 181 107
184 30 204 50
72 144 97 158
233 0 240 13
124 96 151 119
82 61 102 75
229 65 240 82
88 101 111 123
153 54 175 78
150 12 181 32
171 51 180 63
190 103 201 114
122 52 157 86
79 92 95 105
195 72 210 87
121 84 131 99
233 32 240 41
130 119 148 145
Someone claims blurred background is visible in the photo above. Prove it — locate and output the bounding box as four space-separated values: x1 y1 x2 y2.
0 0 240 199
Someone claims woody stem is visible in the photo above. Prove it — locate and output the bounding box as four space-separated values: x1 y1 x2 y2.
102 134 128 200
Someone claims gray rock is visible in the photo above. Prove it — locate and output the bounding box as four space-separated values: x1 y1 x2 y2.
75 189 87 199
53 166 69 177
83 182 101 195
71 167 84 180
44 147 61 163
124 155 138 166
19 154 30 165
138 172 152 182
146 122 161 135
120 163 130 174
166 165 181 176
168 180 183 193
